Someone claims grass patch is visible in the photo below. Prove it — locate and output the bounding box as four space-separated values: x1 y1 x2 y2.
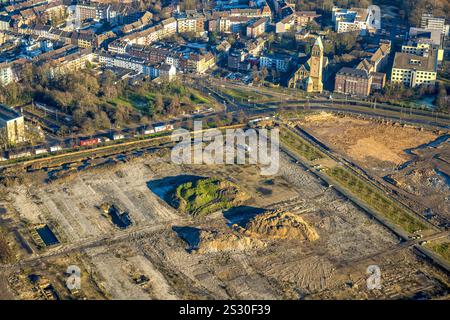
108 97 134 108
219 87 272 102
426 242 450 263
327 166 427 233
174 177 250 217
280 128 324 161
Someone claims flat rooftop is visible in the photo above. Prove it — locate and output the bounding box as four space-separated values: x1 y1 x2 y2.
393 52 437 72
0 104 22 125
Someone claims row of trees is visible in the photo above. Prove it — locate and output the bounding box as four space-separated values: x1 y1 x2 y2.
373 82 449 113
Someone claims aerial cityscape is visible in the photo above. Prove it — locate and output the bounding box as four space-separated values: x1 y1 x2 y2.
0 0 448 304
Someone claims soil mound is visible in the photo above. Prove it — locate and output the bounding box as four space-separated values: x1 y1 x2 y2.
195 230 265 253
239 210 319 241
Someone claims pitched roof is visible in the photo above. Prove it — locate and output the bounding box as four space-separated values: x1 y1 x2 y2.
337 67 369 78
313 36 323 49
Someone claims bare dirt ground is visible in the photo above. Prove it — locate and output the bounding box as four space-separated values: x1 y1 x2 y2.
297 112 450 227
298 112 438 173
388 139 450 226
0 146 448 300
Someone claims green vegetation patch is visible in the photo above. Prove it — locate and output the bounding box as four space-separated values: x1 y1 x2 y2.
280 128 324 161
327 166 428 233
426 242 450 263
174 178 250 217
219 87 273 102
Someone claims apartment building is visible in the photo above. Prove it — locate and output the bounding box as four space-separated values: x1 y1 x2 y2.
59 50 95 73
108 40 129 54
332 7 379 35
228 50 250 71
260 54 291 72
391 51 437 87
144 63 176 80
39 47 95 74
0 15 11 31
75 4 116 22
176 12 205 33
98 52 145 74
0 104 25 145
276 11 320 33
121 17 177 47
246 18 267 38
184 52 215 73
127 45 170 64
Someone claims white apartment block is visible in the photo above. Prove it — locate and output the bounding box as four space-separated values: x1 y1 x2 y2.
98 53 145 74
391 52 437 87
332 7 379 35
145 63 176 80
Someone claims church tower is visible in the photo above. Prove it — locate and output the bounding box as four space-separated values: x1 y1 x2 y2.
308 36 324 93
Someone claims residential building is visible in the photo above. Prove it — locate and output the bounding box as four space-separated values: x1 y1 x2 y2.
246 38 266 56
260 54 292 72
0 15 11 31
332 7 379 35
276 11 320 33
228 50 250 71
184 52 215 73
0 104 25 145
246 18 267 38
391 51 437 87
98 52 145 74
75 4 116 22
144 63 176 81
276 14 296 33
176 12 205 33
